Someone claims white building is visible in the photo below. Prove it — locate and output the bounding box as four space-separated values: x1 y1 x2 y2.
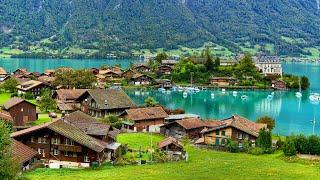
254 56 283 76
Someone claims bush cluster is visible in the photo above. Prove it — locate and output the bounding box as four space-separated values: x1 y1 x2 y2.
283 135 320 156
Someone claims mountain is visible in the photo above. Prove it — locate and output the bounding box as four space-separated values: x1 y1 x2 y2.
1 0 320 57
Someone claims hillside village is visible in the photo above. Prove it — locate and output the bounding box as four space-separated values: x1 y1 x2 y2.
0 53 315 178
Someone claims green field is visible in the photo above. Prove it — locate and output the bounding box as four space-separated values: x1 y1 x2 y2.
24 133 320 180
117 133 165 150
0 93 11 104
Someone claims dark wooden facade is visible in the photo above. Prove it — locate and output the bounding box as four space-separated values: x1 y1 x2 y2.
5 101 37 126
160 123 203 139
13 128 107 165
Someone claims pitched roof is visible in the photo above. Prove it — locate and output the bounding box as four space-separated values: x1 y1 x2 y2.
165 114 200 121
63 111 111 136
125 107 168 121
158 137 183 149
0 110 13 121
0 67 7 75
57 103 77 111
17 80 43 91
11 119 108 152
175 118 205 130
201 115 267 137
3 97 34 110
85 89 136 110
12 139 37 164
55 89 87 102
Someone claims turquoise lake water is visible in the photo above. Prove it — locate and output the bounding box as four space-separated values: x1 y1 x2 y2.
0 58 319 136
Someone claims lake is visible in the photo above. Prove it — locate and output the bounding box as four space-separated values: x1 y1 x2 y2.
1 58 319 136
0 57 141 73
126 62 320 136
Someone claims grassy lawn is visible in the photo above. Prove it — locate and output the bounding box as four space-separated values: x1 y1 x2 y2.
117 133 165 150
24 133 320 179
0 92 11 104
31 113 62 126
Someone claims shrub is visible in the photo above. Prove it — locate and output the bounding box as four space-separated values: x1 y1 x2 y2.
307 135 320 155
276 137 284 150
248 147 264 155
226 140 239 153
283 138 296 156
294 135 309 154
24 92 34 100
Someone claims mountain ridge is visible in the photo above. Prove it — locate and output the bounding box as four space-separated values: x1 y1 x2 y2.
1 0 320 57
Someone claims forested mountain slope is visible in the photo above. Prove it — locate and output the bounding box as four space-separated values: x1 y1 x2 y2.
0 0 320 56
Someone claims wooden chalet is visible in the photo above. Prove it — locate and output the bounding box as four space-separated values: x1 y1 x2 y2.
13 68 30 76
10 113 121 168
12 139 37 171
158 137 185 160
196 115 267 148
133 64 150 73
17 80 51 97
211 77 237 86
43 69 55 77
38 75 56 87
53 89 87 114
121 106 168 132
157 65 173 75
129 73 153 86
160 118 205 139
154 79 172 89
78 89 136 117
161 60 177 67
2 97 37 126
122 69 136 80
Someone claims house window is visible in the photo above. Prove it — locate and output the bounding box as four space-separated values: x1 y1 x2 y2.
215 138 219 145
21 108 24 112
53 149 59 156
221 131 226 136
245 134 249 140
31 136 34 143
215 130 219 135
38 148 45 155
64 151 69 157
239 142 243 148
65 138 74 146
38 137 46 144
238 133 243 140
84 156 90 162
73 152 77 157
52 138 59 145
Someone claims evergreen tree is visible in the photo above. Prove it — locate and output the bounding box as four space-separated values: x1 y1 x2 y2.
256 128 272 153
214 57 221 67
0 121 19 179
204 47 214 71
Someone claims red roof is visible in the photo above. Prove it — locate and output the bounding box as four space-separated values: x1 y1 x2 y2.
125 107 168 121
158 137 183 149
175 118 205 130
12 139 37 164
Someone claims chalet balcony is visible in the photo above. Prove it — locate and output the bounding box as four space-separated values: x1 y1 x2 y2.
58 145 82 152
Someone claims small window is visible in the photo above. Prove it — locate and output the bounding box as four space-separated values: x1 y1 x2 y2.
38 148 44 155
84 156 90 162
53 149 59 156
21 108 24 112
31 136 34 143
52 138 59 145
221 131 226 136
215 138 219 145
215 130 219 135
73 152 77 157
64 151 68 157
239 142 243 148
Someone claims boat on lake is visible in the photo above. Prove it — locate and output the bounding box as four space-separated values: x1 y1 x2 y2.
296 78 303 98
241 95 248 100
233 91 238 97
